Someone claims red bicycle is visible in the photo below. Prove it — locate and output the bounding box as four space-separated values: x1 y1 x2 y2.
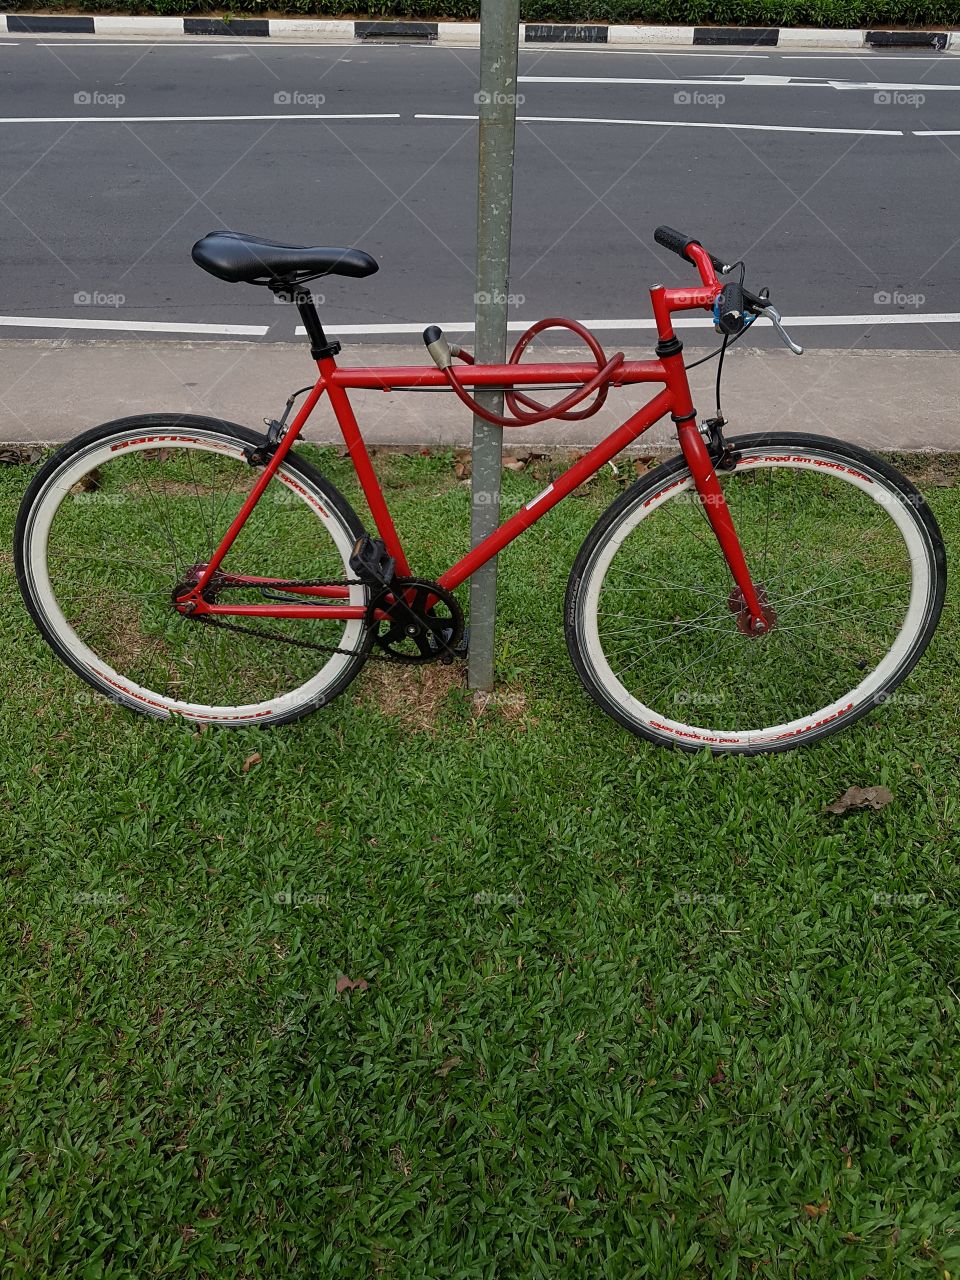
15 226 946 753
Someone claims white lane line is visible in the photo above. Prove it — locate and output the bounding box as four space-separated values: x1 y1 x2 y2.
36 40 360 48
0 316 269 335
0 112 399 124
417 113 903 136
785 54 959 61
914 128 960 135
520 73 960 91
296 313 960 337
27 40 768 56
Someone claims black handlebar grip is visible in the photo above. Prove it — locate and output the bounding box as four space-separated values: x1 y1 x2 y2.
716 282 746 336
654 225 728 274
654 225 697 262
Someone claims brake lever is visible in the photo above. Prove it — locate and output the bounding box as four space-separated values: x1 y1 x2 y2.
757 304 804 356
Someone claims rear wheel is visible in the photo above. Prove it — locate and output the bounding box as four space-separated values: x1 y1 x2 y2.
15 415 372 725
565 433 946 754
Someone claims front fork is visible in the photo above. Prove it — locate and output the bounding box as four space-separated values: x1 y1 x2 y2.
663 351 769 632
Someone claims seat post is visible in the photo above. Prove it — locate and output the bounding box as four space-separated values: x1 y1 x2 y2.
290 285 341 362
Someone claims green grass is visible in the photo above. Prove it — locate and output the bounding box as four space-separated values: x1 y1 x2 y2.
2 447 959 1279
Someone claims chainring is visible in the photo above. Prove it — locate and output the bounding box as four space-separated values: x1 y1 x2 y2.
368 577 465 665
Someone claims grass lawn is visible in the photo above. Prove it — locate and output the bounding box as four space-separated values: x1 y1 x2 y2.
1 445 958 1279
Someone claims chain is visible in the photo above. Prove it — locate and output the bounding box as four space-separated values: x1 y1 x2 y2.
192 577 463 664
194 613 369 658
193 576 369 658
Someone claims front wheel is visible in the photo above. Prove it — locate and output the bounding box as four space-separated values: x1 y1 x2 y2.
15 415 372 726
565 432 946 754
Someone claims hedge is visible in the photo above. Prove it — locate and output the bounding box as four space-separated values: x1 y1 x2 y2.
6 0 960 26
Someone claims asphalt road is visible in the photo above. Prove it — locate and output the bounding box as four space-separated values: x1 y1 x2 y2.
2 36 960 350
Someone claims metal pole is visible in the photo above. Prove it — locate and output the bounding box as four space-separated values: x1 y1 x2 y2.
468 0 521 693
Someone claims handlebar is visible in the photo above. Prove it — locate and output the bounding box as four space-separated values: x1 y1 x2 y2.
654 225 727 277
653 224 803 354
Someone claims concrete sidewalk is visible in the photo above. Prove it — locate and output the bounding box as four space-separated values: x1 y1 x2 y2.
1 339 958 454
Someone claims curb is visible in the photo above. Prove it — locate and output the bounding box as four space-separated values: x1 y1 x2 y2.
1 14 957 49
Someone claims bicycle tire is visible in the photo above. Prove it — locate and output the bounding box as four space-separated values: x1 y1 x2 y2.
15 414 373 726
564 432 946 755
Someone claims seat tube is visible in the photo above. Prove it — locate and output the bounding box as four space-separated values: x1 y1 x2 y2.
290 288 411 575
321 366 412 578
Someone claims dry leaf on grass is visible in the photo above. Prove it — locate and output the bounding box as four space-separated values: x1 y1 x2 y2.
824 786 893 815
335 975 369 995
242 752 262 774
502 456 527 472
435 1056 462 1077
802 1200 830 1218
0 446 43 465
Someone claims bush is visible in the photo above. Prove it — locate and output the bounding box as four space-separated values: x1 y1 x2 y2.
7 0 960 27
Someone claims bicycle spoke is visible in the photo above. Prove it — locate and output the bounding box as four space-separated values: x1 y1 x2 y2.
32 432 367 718
576 449 933 742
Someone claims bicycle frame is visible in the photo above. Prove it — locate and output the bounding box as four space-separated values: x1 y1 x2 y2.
180 244 768 626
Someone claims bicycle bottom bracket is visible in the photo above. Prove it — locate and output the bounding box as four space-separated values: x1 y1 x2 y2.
728 584 776 636
368 577 464 664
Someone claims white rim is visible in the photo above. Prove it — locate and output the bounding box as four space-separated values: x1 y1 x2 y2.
578 446 933 750
23 428 366 723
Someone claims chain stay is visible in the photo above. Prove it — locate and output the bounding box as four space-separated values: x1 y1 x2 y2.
191 575 465 664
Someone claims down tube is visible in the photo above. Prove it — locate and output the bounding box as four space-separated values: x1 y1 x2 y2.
438 388 674 592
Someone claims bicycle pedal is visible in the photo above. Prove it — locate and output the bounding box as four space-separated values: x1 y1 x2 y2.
349 533 396 588
440 624 469 665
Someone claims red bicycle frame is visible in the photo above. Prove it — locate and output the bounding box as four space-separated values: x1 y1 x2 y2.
179 244 768 627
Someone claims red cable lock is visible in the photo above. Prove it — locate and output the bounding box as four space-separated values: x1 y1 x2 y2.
440 318 625 428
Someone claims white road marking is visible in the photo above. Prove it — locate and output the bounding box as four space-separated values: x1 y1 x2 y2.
296 313 960 336
0 112 399 124
29 42 771 57
914 128 960 135
520 73 960 91
0 316 268 335
417 112 903 136
35 40 360 49
785 54 959 61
